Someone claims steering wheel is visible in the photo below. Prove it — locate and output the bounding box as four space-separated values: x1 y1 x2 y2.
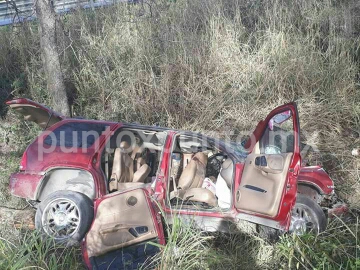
206 153 226 177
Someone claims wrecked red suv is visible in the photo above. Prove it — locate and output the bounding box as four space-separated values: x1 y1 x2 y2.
7 98 342 269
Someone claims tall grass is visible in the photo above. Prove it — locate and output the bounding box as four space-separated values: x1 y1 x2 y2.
152 214 274 269
0 0 359 269
1 0 359 203
0 229 84 270
276 213 360 269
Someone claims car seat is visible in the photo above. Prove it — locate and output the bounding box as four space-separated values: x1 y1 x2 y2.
109 141 150 192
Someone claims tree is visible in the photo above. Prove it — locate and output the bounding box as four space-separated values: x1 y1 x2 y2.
35 0 70 116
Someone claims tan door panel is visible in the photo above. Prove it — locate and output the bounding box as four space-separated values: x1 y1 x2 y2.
86 189 158 257
235 152 292 217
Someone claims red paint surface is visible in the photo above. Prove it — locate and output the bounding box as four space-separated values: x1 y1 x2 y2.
9 119 118 199
9 172 43 200
298 166 334 195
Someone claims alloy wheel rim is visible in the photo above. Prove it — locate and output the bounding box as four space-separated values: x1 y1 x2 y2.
289 204 318 235
42 198 80 240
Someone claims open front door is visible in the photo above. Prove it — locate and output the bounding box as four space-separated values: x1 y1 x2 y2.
84 188 164 270
235 103 301 218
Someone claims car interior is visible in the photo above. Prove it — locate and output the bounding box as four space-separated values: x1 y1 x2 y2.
167 134 234 210
101 128 167 192
235 111 295 217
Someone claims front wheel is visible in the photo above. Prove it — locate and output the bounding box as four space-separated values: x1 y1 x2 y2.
289 194 327 235
35 190 94 246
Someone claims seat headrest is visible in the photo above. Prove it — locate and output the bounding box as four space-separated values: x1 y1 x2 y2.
119 141 130 149
193 152 208 166
220 159 233 188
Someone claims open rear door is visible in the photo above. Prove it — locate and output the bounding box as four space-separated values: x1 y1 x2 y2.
84 188 165 270
6 98 64 129
235 103 301 219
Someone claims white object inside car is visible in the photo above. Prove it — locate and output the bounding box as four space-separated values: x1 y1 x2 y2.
215 159 233 209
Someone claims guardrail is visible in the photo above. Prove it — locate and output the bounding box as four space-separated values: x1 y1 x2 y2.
0 0 127 26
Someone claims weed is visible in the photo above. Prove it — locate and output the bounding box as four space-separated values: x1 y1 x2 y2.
0 230 84 270
0 0 359 269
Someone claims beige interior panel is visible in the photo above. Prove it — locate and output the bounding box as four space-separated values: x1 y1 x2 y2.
235 152 293 217
183 188 217 207
10 104 61 129
116 182 145 190
86 189 158 257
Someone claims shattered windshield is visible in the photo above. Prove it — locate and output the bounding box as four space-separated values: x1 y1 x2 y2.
225 141 248 159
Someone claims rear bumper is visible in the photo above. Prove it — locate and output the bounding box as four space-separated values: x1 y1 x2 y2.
9 172 43 200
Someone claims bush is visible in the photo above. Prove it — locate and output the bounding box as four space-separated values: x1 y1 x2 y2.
0 229 84 270
1 1 359 203
276 212 360 269
0 0 359 269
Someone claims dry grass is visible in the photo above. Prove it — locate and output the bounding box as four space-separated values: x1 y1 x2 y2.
0 0 359 269
0 227 84 270
64 0 359 205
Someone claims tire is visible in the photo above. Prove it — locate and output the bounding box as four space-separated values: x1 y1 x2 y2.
289 194 327 235
35 190 94 246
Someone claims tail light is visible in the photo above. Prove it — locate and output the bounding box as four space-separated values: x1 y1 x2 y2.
19 151 27 171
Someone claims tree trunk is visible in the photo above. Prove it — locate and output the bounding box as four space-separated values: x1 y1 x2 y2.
35 0 70 117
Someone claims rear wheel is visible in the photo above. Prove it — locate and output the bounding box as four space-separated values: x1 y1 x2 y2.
289 194 327 235
35 190 94 246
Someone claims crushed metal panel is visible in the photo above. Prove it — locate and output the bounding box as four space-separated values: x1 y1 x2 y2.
38 168 96 201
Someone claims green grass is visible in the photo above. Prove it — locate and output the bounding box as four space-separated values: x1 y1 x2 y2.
0 111 41 209
152 211 360 269
0 229 84 270
151 214 274 270
0 214 359 269
276 214 360 269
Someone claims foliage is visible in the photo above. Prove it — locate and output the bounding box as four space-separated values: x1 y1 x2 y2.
276 213 360 269
0 0 359 269
152 214 273 269
0 229 84 270
2 0 359 203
